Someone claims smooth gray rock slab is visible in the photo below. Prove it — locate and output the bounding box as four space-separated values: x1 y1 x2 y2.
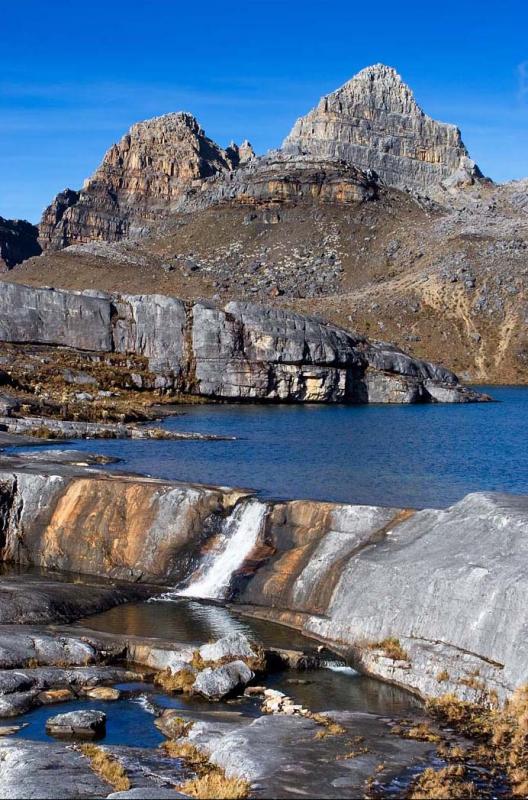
0 283 112 351
187 710 430 797
46 709 106 739
0 739 108 798
0 282 486 404
192 659 254 700
305 492 528 701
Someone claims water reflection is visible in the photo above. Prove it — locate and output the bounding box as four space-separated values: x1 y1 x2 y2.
80 599 421 718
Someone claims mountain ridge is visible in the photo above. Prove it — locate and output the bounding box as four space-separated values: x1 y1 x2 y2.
1 63 527 384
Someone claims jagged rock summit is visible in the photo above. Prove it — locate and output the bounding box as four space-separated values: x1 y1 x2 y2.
283 63 483 193
37 63 486 252
39 112 253 250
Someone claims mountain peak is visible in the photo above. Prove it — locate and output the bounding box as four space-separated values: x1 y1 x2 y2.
283 64 481 192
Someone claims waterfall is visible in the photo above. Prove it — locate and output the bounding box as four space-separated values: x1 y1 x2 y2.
178 498 268 601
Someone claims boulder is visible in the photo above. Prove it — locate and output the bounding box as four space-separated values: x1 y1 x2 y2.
45 709 106 739
198 633 261 666
192 660 254 700
38 689 75 705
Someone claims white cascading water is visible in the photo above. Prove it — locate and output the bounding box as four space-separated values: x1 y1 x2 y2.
178 498 268 601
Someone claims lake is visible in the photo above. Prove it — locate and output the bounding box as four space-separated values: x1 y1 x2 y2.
20 386 528 509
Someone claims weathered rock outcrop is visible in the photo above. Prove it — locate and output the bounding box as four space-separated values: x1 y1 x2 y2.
235 492 528 703
0 282 486 403
0 217 41 270
283 64 483 193
0 739 110 798
0 466 246 583
39 113 244 250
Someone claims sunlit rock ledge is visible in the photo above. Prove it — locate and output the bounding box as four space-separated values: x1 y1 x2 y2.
0 451 524 704
0 282 489 403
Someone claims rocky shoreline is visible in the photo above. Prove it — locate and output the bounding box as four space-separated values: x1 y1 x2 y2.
0 282 489 407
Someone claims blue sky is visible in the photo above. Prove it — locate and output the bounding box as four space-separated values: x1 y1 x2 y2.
1 0 527 222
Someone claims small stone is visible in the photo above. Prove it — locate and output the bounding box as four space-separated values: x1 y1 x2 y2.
0 724 28 736
74 392 93 402
38 689 75 705
45 709 106 740
84 686 121 701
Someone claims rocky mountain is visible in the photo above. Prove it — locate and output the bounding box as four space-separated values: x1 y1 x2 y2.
39 112 254 250
3 64 528 383
0 217 41 270
283 64 484 194
39 64 486 252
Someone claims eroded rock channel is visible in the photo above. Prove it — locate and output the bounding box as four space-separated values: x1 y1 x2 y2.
0 437 524 797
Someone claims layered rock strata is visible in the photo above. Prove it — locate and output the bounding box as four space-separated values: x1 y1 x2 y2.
0 282 486 403
283 64 483 193
38 64 485 251
39 113 248 250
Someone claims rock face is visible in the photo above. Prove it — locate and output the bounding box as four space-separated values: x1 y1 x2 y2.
0 466 246 583
0 282 486 403
39 113 243 250
0 217 41 270
235 492 528 703
283 64 483 193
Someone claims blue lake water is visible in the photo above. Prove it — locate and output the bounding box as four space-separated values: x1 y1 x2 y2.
19 386 528 508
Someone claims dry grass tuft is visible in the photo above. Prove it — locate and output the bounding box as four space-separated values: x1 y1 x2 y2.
391 722 441 743
79 744 130 792
179 772 251 799
428 685 528 796
162 739 209 768
309 712 347 739
162 739 250 799
367 637 408 661
336 735 369 760
154 667 196 693
190 650 206 671
426 693 493 738
490 685 528 796
408 766 477 799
